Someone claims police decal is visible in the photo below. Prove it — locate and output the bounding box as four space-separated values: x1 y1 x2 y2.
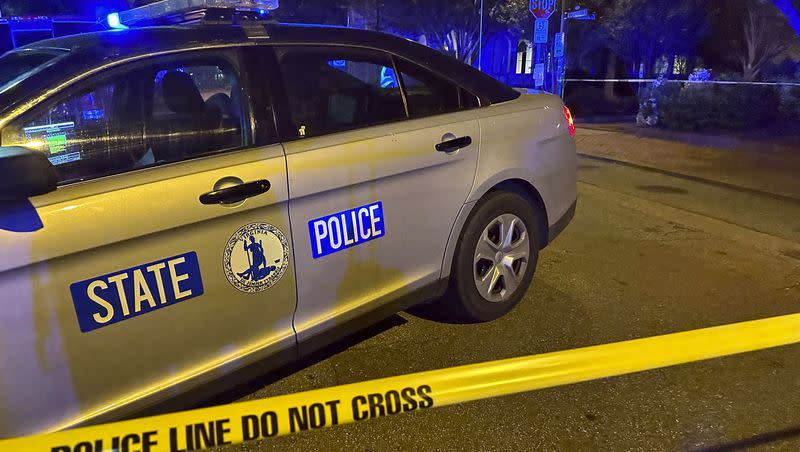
224 223 289 293
308 201 385 259
70 252 204 333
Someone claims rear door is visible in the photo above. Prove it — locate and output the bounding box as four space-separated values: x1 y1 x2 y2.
272 45 481 348
0 48 296 437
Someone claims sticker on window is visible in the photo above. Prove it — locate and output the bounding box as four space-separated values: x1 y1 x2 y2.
22 122 81 166
308 201 385 259
70 252 204 333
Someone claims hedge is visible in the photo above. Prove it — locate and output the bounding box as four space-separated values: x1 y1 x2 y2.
639 79 799 131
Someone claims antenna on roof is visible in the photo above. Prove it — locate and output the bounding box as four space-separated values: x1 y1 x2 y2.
107 0 279 28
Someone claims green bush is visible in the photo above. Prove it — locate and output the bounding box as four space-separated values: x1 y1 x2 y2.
564 83 639 117
638 76 786 131
778 85 800 121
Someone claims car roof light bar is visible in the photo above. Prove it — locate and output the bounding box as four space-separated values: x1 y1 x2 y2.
113 0 279 27
106 12 128 29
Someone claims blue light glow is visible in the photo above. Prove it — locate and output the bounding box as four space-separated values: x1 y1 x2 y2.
106 12 128 29
381 66 398 88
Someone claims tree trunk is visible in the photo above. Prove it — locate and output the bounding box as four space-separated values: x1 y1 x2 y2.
604 52 617 101
741 7 762 81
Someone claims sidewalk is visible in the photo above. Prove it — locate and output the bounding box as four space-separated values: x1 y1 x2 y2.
575 125 800 201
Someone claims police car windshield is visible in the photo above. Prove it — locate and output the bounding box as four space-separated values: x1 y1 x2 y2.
0 49 66 95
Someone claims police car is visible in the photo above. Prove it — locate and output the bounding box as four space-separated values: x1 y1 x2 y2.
0 0 577 437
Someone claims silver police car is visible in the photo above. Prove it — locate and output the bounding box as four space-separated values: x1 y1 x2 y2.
0 1 576 437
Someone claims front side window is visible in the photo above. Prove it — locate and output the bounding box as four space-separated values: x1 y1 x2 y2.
1 55 246 185
277 47 406 138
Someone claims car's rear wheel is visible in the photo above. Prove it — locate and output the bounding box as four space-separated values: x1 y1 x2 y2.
443 190 540 322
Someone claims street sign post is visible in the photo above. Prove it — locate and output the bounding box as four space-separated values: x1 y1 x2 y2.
554 32 564 57
534 63 545 87
534 18 549 44
566 8 588 19
530 0 557 92
530 0 557 19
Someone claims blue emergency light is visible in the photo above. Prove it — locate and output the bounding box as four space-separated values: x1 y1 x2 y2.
106 12 127 29
107 0 279 28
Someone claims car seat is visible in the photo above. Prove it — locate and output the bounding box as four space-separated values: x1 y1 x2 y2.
148 71 223 161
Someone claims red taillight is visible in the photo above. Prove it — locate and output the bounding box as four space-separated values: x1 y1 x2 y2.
563 106 575 137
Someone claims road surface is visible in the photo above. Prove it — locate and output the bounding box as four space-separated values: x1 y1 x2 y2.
215 156 800 451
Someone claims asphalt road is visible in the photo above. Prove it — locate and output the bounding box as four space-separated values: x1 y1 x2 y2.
216 156 800 451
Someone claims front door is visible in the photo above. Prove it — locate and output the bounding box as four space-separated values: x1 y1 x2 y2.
273 45 481 347
0 48 296 437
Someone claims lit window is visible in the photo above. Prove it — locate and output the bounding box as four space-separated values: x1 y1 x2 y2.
673 55 687 76
525 46 533 75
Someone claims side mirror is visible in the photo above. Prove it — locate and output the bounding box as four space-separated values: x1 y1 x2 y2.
0 147 58 200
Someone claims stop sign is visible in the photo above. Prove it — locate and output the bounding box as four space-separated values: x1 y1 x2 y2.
530 0 557 19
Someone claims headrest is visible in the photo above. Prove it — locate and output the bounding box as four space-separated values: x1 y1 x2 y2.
205 92 234 118
161 71 205 114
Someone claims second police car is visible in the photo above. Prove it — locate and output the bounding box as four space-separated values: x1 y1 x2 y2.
0 0 577 437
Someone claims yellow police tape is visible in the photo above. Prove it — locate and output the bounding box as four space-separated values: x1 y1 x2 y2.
3 313 800 452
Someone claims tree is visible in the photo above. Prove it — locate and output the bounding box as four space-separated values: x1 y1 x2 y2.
372 0 480 63
596 0 709 78
270 0 347 25
488 0 530 32
738 0 795 80
375 0 530 64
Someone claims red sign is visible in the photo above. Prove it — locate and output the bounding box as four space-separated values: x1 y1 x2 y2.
530 0 557 19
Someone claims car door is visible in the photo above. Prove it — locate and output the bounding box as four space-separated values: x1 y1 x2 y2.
272 45 481 349
0 48 296 437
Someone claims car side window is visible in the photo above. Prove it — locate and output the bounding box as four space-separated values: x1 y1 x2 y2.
460 88 481 109
1 56 246 185
276 47 406 138
395 59 465 118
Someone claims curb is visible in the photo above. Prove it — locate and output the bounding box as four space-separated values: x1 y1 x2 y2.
577 152 800 206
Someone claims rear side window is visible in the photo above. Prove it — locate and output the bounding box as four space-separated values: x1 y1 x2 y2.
395 59 465 118
276 47 406 138
1 55 248 184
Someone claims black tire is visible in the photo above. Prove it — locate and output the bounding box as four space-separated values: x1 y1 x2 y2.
442 190 540 322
